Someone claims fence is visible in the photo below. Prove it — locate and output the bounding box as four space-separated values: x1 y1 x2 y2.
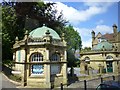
60 74 120 90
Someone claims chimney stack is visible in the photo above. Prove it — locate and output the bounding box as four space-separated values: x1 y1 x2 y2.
91 30 95 47
113 24 117 34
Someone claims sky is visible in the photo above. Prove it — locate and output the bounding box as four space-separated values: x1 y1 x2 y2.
1 0 119 48
45 0 119 48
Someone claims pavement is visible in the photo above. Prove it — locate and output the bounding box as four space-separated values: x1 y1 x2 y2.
1 72 21 90
1 73 52 89
1 71 119 89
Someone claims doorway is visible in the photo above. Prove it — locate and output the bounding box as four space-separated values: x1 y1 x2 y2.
106 61 113 72
106 55 113 73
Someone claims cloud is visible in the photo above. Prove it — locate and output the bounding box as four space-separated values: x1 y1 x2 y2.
84 2 114 7
82 39 92 48
45 0 119 2
54 2 113 25
74 25 113 48
93 25 113 34
74 27 91 37
96 20 104 25
45 1 114 48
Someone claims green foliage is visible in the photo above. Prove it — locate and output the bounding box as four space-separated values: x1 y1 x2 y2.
67 50 80 67
81 47 92 52
14 2 67 34
64 25 82 51
75 59 80 67
67 50 76 67
9 74 21 82
64 25 82 67
2 5 17 60
2 60 14 68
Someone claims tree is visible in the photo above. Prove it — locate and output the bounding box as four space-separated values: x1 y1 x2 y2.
81 47 92 52
64 25 82 51
13 2 67 35
64 25 82 67
2 5 19 60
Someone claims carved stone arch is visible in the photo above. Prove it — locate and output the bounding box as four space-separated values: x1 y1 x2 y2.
29 52 43 62
106 53 116 59
106 55 113 60
84 56 90 64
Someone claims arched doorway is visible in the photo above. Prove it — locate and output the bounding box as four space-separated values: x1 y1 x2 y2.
84 57 90 74
106 55 113 73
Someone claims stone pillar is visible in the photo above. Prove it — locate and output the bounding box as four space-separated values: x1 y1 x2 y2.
46 49 49 61
64 50 67 61
118 60 120 74
98 64 102 74
44 64 51 88
80 61 86 74
62 63 67 86
113 61 118 74
44 49 51 88
62 49 67 86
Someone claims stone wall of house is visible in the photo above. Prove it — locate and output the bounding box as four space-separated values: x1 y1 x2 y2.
80 53 119 74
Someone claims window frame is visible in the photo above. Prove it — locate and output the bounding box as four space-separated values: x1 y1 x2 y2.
50 53 60 61
30 52 44 76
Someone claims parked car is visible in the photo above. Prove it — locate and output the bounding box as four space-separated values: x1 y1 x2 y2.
96 80 120 90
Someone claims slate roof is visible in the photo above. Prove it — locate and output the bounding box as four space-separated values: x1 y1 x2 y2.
102 33 115 41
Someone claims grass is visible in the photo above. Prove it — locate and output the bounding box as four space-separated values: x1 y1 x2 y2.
9 74 21 82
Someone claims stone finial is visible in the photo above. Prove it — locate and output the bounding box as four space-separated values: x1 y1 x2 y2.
61 33 67 46
91 30 95 44
44 30 52 43
112 45 114 51
102 46 105 51
25 30 29 35
43 24 46 26
15 36 19 43
113 24 117 35
45 30 50 35
91 30 95 34
24 30 29 40
112 24 117 28
115 46 118 51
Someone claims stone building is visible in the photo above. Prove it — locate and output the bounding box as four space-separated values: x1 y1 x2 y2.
80 24 120 75
12 25 67 88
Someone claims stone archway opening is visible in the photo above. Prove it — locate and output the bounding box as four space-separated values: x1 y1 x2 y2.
106 55 113 73
84 57 90 74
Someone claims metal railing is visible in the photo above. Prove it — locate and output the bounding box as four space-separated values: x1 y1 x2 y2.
60 74 120 90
